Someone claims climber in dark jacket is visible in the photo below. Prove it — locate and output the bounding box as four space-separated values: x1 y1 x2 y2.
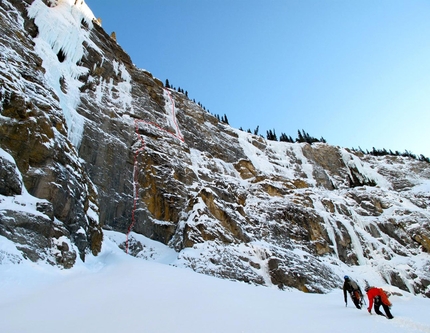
343 275 363 309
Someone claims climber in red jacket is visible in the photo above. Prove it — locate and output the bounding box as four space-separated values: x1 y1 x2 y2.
365 286 394 319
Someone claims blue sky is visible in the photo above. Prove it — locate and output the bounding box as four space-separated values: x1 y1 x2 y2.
85 0 430 158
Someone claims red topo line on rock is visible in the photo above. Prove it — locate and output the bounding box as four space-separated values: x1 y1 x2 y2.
125 118 145 254
125 88 183 254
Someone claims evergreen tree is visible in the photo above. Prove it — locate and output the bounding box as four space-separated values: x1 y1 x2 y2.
254 126 259 136
419 154 430 163
295 129 322 144
279 132 289 142
266 129 278 141
221 114 229 124
273 129 278 141
362 147 428 163
297 130 304 143
165 79 170 88
302 129 310 143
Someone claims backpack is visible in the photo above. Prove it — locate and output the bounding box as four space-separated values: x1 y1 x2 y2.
349 280 359 291
346 280 362 300
379 288 392 306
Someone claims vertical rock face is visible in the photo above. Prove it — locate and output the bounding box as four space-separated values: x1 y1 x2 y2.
0 0 102 264
1 0 429 295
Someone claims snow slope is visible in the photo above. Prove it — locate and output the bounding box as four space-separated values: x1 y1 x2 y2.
1 232 429 333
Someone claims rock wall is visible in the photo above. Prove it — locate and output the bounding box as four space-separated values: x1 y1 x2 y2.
0 0 102 264
0 0 429 295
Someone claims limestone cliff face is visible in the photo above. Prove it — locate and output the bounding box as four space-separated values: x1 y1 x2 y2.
1 0 429 295
0 0 102 265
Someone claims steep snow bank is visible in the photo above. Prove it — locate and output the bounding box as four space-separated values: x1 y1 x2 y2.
0 233 429 333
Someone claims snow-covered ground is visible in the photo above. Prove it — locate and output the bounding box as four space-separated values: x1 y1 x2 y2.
1 232 429 333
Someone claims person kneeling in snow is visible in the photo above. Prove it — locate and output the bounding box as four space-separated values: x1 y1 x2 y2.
365 286 394 319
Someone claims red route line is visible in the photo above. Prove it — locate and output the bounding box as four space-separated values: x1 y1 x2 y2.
125 88 184 254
